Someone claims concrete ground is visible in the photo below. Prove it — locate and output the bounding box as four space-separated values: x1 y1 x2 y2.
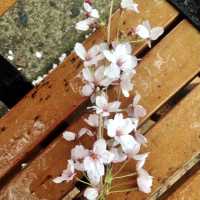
0 0 120 82
0 0 120 117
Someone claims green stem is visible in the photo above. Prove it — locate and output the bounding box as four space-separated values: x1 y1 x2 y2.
113 172 137 180
129 39 145 44
76 178 92 187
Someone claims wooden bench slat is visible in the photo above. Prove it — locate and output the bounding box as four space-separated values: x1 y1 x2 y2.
1 20 200 199
166 167 200 200
0 0 178 181
107 82 200 199
148 152 200 200
0 0 16 16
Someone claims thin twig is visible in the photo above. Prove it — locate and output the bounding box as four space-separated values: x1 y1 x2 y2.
113 172 137 180
107 0 114 43
113 159 129 177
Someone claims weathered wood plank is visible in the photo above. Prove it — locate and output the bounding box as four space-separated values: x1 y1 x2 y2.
0 0 15 16
108 78 200 199
1 20 200 199
0 0 179 181
166 166 200 200
149 152 200 199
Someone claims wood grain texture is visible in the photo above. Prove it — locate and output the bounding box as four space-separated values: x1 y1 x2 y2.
107 79 200 200
0 0 179 182
149 152 200 199
2 20 200 199
0 0 15 16
166 168 200 200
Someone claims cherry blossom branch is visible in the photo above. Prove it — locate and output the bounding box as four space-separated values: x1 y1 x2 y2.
53 1 165 199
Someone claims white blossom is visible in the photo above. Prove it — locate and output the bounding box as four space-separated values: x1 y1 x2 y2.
103 43 138 79
133 153 149 170
8 50 13 55
84 187 99 200
84 114 99 127
120 71 135 97
83 139 114 185
81 66 113 96
137 168 153 193
76 18 96 31
52 63 58 69
111 147 127 163
32 76 43 86
74 43 107 67
121 0 139 13
62 131 76 141
84 3 99 19
107 113 140 155
135 20 164 47
53 160 76 183
91 94 121 117
59 53 67 63
128 94 147 117
7 50 14 61
78 128 94 138
35 51 43 59
7 55 14 61
82 83 95 96
134 131 148 145
75 3 99 32
71 145 89 171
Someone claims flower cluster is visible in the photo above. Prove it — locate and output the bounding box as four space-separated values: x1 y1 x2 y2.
76 1 99 31
53 1 164 199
